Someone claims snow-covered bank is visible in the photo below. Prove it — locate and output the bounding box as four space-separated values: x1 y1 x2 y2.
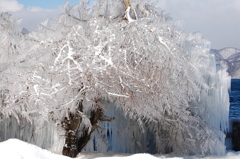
0 139 240 159
0 139 69 159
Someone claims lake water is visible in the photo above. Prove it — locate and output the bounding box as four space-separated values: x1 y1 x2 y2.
226 79 240 151
229 79 240 119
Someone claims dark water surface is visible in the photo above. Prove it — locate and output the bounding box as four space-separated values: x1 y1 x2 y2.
227 79 240 151
229 79 240 119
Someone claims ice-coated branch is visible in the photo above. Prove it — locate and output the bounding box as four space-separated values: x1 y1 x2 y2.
125 6 135 23
107 92 129 98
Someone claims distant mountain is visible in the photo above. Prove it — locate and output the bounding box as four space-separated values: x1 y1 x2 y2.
211 47 240 79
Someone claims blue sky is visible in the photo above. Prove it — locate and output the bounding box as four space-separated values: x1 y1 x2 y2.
17 0 79 9
0 0 239 49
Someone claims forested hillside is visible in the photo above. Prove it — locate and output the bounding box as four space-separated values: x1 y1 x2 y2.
211 48 240 79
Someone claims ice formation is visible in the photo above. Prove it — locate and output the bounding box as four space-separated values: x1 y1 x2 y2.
0 0 231 157
0 117 66 153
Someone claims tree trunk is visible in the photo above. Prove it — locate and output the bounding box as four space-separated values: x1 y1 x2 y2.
62 100 113 157
126 0 130 9
62 101 83 157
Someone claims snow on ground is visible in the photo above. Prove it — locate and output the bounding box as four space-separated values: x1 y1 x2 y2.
0 139 70 159
0 139 240 159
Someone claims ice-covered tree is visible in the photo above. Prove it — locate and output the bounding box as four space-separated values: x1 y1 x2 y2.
0 12 27 120
0 0 231 157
